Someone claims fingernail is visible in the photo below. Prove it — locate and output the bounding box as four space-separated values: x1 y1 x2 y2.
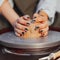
23 15 30 20
20 34 22 36
31 20 35 23
26 23 30 26
34 26 39 30
34 17 37 19
22 32 24 35
39 30 43 33
25 28 28 31
26 16 30 19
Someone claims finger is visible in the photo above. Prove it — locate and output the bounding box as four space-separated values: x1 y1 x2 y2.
39 15 48 21
14 28 25 36
35 21 48 29
23 15 30 20
15 32 20 37
34 26 40 31
33 13 48 23
33 15 48 23
39 27 49 33
15 22 28 31
34 17 43 23
33 13 39 22
41 31 48 37
39 27 49 37
33 13 39 19
17 18 30 26
31 13 42 23
31 13 39 23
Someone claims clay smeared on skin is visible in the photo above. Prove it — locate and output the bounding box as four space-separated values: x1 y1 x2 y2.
20 15 48 39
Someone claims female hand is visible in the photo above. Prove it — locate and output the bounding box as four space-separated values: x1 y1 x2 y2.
14 15 31 37
33 11 49 37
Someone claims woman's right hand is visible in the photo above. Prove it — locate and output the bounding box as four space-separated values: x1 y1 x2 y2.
14 15 31 37
33 13 49 37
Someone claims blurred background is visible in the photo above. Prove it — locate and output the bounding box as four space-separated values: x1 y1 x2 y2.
52 0 60 27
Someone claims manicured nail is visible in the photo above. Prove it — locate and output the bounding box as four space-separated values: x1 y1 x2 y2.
26 23 30 26
34 26 39 30
31 20 35 23
26 16 30 19
25 28 28 31
23 15 30 20
34 17 37 19
39 30 43 33
20 34 22 36
22 32 24 35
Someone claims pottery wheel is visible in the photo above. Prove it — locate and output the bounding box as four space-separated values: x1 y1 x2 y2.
0 31 60 49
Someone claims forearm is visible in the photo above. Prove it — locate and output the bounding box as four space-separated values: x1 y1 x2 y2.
0 0 19 26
